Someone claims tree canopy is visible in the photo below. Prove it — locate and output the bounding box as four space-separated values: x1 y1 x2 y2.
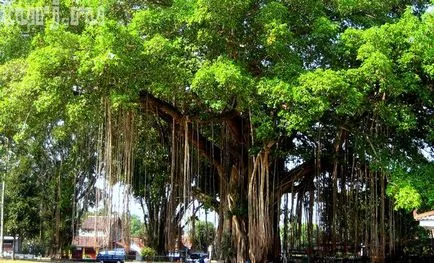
0 0 433 261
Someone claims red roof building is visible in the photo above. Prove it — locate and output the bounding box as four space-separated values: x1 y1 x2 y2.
71 216 123 260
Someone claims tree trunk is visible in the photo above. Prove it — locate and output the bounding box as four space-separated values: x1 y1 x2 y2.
215 146 282 263
308 186 314 260
12 235 15 260
138 93 293 262
55 167 61 258
282 194 289 254
380 172 385 261
165 119 180 252
248 144 274 263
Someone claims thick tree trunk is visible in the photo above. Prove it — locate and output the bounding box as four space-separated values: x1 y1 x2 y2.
248 145 274 263
216 155 280 263
139 93 315 262
215 164 248 262
229 166 249 263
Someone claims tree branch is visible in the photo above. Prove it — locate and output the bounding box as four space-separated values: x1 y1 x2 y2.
192 186 220 211
277 157 331 195
138 91 225 174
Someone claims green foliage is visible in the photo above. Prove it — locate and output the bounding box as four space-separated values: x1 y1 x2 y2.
403 226 434 256
282 69 362 131
21 239 45 255
191 221 215 252
132 115 169 253
0 0 433 258
141 246 157 258
4 156 40 239
192 57 253 111
388 162 434 210
0 25 31 64
280 223 320 247
191 0 253 29
388 185 422 210
130 215 145 238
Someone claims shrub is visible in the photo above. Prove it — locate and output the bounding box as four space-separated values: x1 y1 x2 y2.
141 247 157 259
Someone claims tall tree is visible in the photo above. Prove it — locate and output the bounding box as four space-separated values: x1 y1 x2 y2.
0 0 432 262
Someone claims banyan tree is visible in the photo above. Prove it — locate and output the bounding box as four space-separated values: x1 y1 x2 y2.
0 0 433 262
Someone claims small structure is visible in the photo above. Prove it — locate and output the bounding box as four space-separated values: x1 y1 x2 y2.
71 216 123 260
413 210 434 237
2 236 21 256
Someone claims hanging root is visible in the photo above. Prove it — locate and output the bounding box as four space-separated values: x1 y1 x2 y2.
99 98 136 249
248 143 274 263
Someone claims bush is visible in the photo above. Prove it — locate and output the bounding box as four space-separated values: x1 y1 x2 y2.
22 240 45 256
190 221 216 252
141 247 157 259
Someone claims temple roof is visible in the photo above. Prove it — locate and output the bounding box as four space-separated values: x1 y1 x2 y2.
413 210 434 221
413 210 434 230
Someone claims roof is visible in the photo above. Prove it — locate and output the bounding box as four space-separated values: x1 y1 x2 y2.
75 216 125 248
81 216 121 231
72 236 108 248
413 210 434 221
413 210 434 229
